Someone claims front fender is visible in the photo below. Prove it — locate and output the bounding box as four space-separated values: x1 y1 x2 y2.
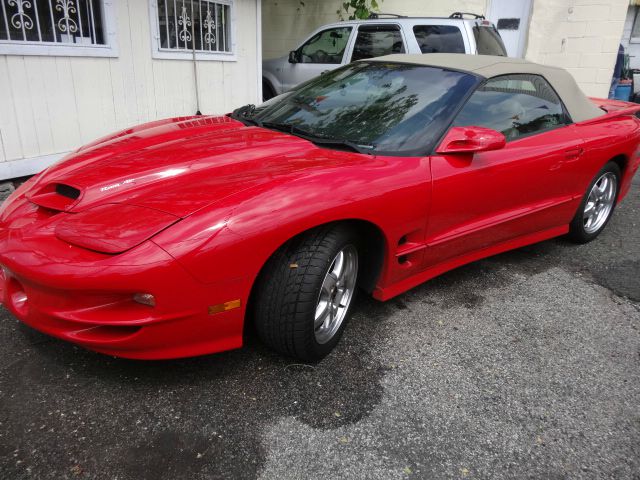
152 155 431 287
262 57 288 95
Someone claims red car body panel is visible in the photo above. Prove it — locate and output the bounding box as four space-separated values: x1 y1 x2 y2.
1 99 639 359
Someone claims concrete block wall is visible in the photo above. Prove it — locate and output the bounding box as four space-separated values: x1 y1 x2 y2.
524 0 628 97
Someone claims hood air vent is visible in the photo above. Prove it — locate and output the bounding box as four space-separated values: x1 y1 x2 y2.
55 183 81 200
27 183 83 212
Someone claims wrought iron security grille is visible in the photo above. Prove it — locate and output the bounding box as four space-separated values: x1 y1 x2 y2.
157 0 231 53
0 0 106 45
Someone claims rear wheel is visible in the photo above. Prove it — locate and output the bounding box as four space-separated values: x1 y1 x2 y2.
568 162 620 243
254 225 359 361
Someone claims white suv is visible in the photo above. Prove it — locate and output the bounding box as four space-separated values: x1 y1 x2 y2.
262 13 507 100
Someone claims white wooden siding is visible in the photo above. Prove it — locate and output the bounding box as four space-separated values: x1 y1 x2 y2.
0 0 260 180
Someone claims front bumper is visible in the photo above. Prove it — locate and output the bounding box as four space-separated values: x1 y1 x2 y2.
0 199 249 359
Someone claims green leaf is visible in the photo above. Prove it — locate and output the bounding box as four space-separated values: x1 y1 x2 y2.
339 0 383 21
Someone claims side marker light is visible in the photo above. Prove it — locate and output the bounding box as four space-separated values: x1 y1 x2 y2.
208 299 241 315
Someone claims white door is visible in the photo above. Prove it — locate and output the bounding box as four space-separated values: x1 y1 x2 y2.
486 0 532 58
284 26 354 91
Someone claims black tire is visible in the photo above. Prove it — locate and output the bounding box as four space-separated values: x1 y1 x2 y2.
254 225 359 361
262 79 276 102
568 161 621 244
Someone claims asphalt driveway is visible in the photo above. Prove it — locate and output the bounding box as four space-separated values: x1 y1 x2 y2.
1 177 639 480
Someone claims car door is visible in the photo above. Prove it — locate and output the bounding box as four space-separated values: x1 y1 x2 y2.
283 26 353 91
348 24 406 62
424 74 585 267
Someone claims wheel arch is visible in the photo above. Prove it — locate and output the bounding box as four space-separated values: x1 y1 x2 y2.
262 77 277 101
261 73 280 98
609 153 628 178
606 154 629 202
246 218 388 322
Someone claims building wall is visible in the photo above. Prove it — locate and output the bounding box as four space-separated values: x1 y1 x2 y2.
262 0 627 98
0 0 261 180
523 0 627 97
262 0 487 60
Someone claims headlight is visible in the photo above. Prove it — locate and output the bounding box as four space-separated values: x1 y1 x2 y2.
55 204 180 254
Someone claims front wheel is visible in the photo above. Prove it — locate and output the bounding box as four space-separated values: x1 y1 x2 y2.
568 162 620 243
254 225 359 361
262 79 276 101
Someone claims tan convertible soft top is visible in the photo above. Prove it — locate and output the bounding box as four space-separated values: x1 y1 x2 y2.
367 53 604 123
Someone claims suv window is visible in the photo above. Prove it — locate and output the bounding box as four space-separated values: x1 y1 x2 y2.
351 24 405 61
453 74 568 141
413 25 465 53
300 27 352 64
473 25 507 56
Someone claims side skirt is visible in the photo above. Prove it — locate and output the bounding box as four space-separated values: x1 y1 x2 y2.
373 225 568 301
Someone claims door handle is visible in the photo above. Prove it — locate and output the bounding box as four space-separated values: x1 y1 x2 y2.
564 147 583 159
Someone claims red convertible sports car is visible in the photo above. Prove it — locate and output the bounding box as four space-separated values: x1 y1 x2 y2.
1 54 639 361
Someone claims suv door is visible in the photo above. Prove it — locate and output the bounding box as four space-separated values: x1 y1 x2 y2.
284 26 353 92
425 74 584 266
349 24 406 62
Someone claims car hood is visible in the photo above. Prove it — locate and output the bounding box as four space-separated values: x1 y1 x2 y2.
27 116 361 218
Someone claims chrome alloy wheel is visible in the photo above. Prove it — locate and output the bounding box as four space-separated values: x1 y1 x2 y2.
314 245 358 344
583 172 617 234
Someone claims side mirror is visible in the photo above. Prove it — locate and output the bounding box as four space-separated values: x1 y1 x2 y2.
288 50 300 63
436 126 506 154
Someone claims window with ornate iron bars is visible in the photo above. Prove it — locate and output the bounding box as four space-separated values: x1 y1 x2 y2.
157 0 231 53
0 0 106 46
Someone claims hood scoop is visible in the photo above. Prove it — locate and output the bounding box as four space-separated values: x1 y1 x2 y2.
27 182 82 212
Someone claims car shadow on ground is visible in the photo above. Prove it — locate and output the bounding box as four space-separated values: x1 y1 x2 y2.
2 288 393 478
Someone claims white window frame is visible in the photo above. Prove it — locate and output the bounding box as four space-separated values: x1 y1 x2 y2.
0 0 118 57
149 0 236 61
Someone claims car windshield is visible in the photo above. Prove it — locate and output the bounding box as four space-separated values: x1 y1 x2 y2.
243 62 479 155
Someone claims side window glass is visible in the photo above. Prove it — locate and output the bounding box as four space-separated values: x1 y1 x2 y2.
413 25 465 53
473 26 508 56
351 25 405 62
453 74 568 141
300 27 352 64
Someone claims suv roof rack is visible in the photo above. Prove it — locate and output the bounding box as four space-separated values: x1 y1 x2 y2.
449 12 485 20
368 12 408 19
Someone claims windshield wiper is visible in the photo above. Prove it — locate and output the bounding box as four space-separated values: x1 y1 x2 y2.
260 122 375 154
230 114 374 154
302 136 375 155
228 104 262 127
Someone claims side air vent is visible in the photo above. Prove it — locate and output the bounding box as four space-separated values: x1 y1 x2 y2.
395 230 426 267
27 182 83 212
